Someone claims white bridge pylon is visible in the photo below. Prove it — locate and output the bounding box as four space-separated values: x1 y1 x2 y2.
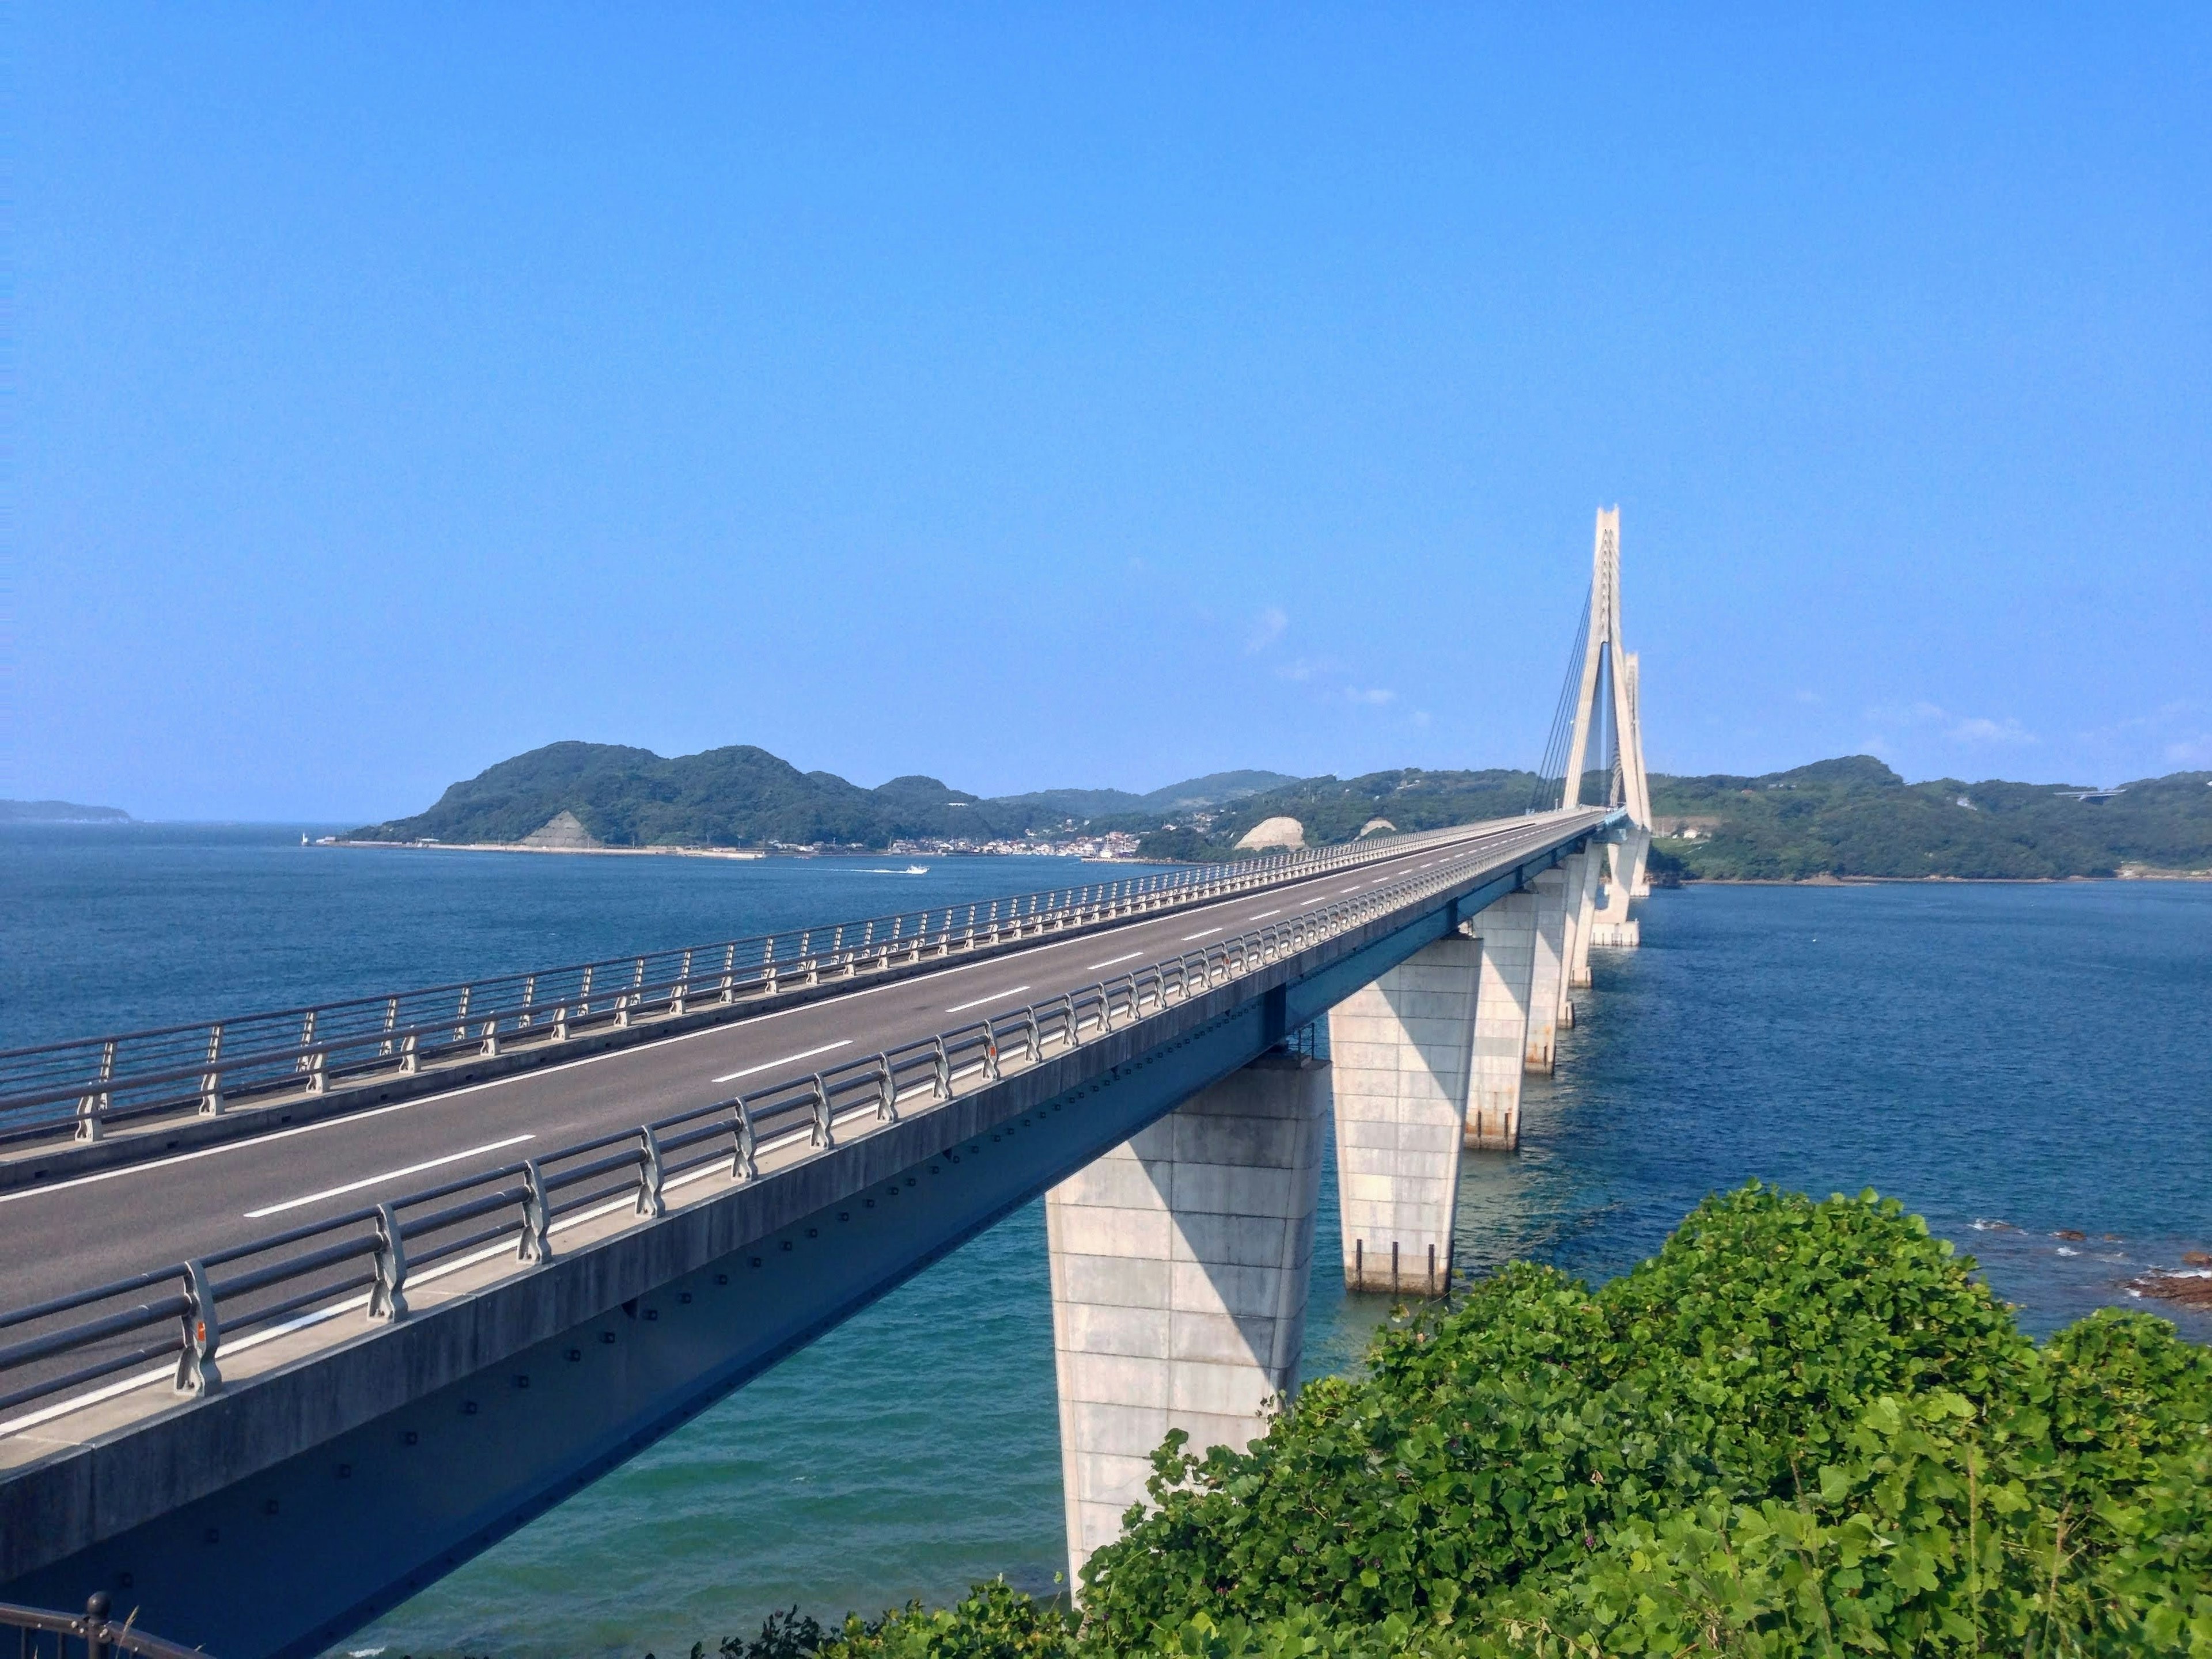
1559 506 1650 946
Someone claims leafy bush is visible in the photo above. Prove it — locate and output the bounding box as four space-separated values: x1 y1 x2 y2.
722 1188 2212 1659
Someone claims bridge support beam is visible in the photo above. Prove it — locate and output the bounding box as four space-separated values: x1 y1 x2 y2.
1554 852 1589 1024
1459 902 1535 1151
1327 935 1478 1291
1522 870 1570 1074
1589 832 1646 949
1045 1052 1327 1586
1568 844 1602 986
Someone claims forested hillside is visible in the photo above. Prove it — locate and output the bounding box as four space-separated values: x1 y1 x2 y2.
347 743 1291 849
351 740 2212 877
1647 756 2212 880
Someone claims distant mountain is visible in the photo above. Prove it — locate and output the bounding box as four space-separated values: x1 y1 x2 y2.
1647 757 2212 880
347 744 1301 850
1 799 132 824
987 770 1301 824
348 742 2212 877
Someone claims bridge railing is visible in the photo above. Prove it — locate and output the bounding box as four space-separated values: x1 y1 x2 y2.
1 1593 207 1659
0 815 1601 1435
0 825 1483 1150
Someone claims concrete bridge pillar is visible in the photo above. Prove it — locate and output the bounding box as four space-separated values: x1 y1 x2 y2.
1045 1052 1327 1585
1567 845 1602 988
1326 935 1479 1293
1459 897 1537 1151
1554 851 1589 1025
1522 869 1570 1074
1589 832 1646 949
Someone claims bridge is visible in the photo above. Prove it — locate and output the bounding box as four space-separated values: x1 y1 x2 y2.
0 513 1654 1659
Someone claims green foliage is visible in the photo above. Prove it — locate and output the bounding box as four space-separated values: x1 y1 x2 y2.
1649 757 2212 880
350 742 1296 850
792 1188 2209 1659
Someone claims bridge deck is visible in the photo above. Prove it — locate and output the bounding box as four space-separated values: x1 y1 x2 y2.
0 816 1596 1324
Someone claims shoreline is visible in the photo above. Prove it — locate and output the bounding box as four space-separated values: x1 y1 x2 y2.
319 839 1147 865
1668 869 2212 887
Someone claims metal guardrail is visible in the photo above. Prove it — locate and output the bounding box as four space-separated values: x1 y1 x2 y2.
0 830 1477 1150
0 1593 206 1659
0 815 1591 1434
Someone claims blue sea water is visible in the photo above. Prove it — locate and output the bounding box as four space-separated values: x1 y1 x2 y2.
4 827 2208 1657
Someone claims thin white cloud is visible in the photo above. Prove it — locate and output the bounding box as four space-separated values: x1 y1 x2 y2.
1864 701 2037 746
1345 687 1396 707
1245 607 1288 654
1948 715 2037 745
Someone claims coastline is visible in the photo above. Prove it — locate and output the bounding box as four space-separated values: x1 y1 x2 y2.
1672 869 2212 887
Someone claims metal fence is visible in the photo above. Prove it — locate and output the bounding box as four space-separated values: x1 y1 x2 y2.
0 828 1476 1150
0 815 1582 1435
0 1594 206 1659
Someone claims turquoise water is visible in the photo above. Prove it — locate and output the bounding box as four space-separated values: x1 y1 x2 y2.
4 828 2208 1656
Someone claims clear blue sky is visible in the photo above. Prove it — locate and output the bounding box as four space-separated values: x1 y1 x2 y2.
13 7 2209 821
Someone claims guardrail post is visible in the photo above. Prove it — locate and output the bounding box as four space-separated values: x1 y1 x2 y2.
635 1126 666 1218
453 986 472 1044
304 1045 328 1094
1025 1005 1041 1062
984 1029 1002 1081
673 950 692 1014
875 1052 897 1122
518 1160 552 1262
369 1202 408 1321
75 1039 115 1142
176 1259 221 1395
731 1101 758 1181
480 1016 501 1056
933 1037 950 1099
721 943 738 1002
85 1592 113 1659
198 1024 226 1116
810 1074 835 1149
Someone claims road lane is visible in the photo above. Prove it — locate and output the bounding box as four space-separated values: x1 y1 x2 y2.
0 814 1599 1309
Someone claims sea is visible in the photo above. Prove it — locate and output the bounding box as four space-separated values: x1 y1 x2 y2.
4 824 2208 1657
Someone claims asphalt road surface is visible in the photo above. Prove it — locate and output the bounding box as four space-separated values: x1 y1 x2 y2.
0 814 1599 1313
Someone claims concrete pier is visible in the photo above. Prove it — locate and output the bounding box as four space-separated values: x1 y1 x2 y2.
1044 1052 1327 1585
1326 936 1478 1293
1589 833 1644 949
1567 844 1602 987
1459 899 1536 1150
1554 851 1589 1024
1522 869 1570 1074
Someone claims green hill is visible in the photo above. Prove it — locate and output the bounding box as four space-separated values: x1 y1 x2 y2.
1648 755 2212 880
348 744 1294 849
351 742 2212 877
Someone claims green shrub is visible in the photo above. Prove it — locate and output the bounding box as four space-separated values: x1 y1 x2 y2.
728 1188 2211 1659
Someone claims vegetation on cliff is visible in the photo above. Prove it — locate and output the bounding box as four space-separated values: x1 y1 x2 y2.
348 740 2212 876
1644 756 2212 881
711 1189 2209 1658
347 743 1294 849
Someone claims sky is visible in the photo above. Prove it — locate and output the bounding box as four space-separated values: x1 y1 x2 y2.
10 6 2210 821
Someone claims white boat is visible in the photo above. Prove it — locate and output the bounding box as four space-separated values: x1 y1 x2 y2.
906 864 929 875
